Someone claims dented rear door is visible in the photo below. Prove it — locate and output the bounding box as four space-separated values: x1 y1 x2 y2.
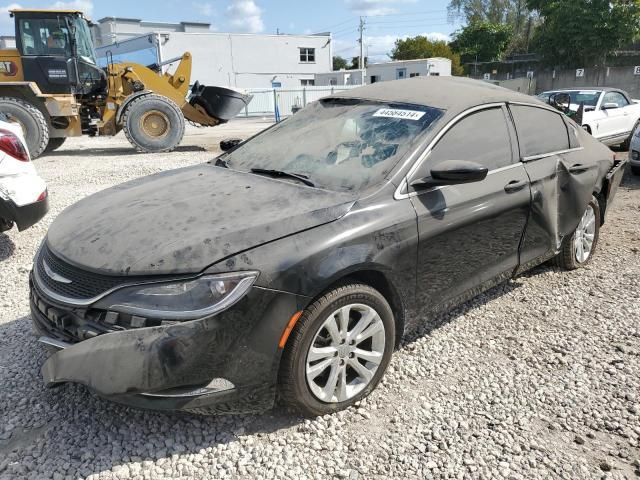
509 104 599 272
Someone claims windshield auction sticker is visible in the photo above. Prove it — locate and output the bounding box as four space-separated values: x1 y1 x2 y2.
373 108 426 120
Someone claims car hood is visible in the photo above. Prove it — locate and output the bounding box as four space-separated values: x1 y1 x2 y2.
46 164 356 276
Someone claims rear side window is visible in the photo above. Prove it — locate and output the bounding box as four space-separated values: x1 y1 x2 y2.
602 91 629 108
510 106 570 158
426 107 513 171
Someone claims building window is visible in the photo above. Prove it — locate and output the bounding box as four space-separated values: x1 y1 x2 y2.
301 79 315 86
410 73 420 78
299 47 315 63
430 72 440 76
370 75 379 83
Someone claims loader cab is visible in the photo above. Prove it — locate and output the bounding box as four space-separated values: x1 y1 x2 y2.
12 10 105 95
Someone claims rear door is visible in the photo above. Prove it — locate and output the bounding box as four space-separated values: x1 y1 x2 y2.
509 104 599 273
406 105 531 316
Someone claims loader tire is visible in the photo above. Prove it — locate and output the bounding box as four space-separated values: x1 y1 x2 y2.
0 97 49 159
44 137 66 153
122 94 185 153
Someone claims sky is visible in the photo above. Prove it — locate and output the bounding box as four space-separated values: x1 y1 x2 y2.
0 0 463 61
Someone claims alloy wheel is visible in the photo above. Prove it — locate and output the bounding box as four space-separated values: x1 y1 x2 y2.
574 204 596 263
305 303 386 403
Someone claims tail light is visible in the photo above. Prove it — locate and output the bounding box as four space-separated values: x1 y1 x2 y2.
0 128 29 162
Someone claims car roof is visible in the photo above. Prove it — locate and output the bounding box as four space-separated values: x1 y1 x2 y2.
329 76 549 115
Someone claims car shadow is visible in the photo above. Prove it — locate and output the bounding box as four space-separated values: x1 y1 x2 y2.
620 165 640 190
42 145 208 158
0 314 303 478
0 233 16 262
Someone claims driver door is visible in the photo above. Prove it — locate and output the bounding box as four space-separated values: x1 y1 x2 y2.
406 105 531 316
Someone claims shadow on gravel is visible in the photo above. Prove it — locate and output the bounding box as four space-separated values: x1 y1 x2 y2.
0 315 303 479
0 233 16 262
620 166 640 190
43 145 207 158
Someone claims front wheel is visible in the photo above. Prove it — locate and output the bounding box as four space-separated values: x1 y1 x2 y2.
122 94 185 153
279 283 395 417
554 196 600 270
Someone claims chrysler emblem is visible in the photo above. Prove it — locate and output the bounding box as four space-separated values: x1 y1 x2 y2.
42 260 72 284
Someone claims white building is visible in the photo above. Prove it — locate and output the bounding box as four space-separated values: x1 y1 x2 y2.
0 36 16 49
314 69 365 87
92 17 332 90
366 58 451 83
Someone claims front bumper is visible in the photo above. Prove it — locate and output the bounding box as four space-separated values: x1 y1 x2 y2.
31 280 307 414
0 194 49 231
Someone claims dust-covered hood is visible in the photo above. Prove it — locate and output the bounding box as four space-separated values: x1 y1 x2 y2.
45 164 356 275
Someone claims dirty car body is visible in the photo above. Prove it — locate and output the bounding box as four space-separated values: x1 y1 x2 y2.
31 77 625 414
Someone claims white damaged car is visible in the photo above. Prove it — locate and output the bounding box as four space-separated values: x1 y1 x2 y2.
0 113 48 232
538 88 640 148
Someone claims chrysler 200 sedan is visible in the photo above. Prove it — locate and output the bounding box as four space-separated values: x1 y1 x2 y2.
31 77 625 416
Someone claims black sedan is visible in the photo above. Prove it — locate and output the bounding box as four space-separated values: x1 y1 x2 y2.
30 77 625 416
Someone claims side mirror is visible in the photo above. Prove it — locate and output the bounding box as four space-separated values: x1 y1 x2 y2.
220 138 243 152
602 102 619 110
411 160 489 188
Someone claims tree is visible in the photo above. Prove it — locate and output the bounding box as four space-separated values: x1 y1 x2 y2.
448 0 536 54
333 55 348 70
350 56 368 69
450 22 513 62
527 0 640 67
390 36 464 75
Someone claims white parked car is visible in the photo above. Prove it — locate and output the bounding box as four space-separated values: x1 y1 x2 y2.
538 88 640 147
0 113 48 232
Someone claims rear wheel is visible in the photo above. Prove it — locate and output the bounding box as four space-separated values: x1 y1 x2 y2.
0 97 49 159
279 283 395 417
122 94 185 153
44 137 66 153
554 196 600 270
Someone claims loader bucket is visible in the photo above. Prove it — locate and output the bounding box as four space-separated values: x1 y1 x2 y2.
188 82 253 122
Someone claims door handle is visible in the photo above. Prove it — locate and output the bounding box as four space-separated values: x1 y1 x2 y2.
569 163 589 173
504 180 527 193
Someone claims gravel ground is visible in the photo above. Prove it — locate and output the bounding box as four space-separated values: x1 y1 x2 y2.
0 123 639 479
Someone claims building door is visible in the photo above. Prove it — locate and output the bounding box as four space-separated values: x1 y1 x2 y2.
396 68 406 80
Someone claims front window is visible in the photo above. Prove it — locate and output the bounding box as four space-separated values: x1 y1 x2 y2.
300 47 315 63
547 90 601 109
222 99 443 192
72 16 97 65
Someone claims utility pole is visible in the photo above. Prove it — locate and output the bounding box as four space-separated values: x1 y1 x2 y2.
358 16 365 70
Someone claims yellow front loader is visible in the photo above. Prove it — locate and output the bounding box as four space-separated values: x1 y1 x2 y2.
0 9 251 158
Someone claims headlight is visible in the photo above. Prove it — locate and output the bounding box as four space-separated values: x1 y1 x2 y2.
95 272 258 320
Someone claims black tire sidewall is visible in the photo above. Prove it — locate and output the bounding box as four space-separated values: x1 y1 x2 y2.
0 98 49 158
283 285 395 416
123 95 185 152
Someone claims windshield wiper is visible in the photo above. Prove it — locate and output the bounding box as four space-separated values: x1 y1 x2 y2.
250 168 316 187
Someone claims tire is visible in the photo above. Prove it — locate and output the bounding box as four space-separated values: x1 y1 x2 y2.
631 165 640 176
122 94 185 153
279 283 395 417
44 137 66 153
554 196 600 270
0 97 49 159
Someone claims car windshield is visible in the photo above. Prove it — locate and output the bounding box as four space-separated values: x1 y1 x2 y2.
223 98 443 192
548 90 601 107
